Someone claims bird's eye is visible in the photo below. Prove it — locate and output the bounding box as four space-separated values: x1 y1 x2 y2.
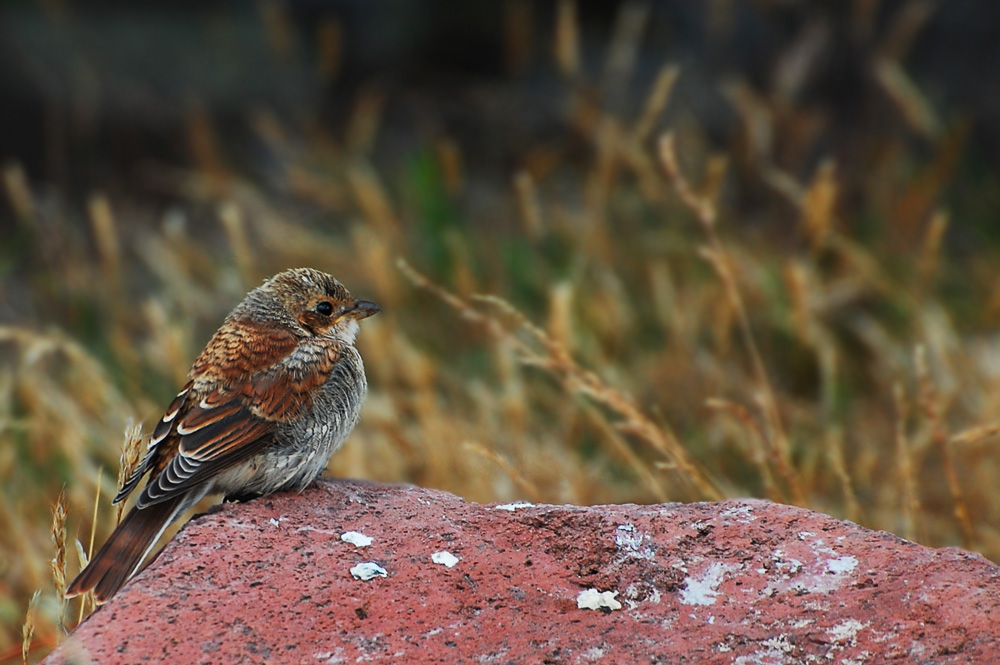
315 301 334 316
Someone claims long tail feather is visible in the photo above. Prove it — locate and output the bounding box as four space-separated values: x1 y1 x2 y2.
66 492 193 604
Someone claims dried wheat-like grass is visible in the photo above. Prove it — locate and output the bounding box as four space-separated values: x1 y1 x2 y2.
219 201 255 287
659 133 804 505
258 0 297 60
21 590 40 665
634 65 679 145
87 194 121 284
825 427 860 524
316 18 343 81
877 0 935 62
873 58 940 140
345 88 386 157
502 0 533 74
917 210 949 295
616 63 679 203
398 258 722 502
185 103 230 191
513 171 544 238
801 160 838 252
75 533 94 624
434 137 464 196
3 161 35 225
462 441 541 503
554 0 581 81
949 422 1000 448
705 397 778 501
116 423 145 524
893 382 920 542
347 164 400 241
600 1 651 104
914 346 974 547
88 469 102 566
50 489 67 634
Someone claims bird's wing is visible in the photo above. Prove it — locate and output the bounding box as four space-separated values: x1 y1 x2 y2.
113 383 193 504
123 321 339 509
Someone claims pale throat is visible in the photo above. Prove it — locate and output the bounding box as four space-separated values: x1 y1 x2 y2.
333 319 360 345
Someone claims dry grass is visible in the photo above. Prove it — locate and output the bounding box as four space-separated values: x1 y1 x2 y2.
2 2 999 660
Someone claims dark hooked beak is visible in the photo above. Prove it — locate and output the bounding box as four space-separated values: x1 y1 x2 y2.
345 299 381 320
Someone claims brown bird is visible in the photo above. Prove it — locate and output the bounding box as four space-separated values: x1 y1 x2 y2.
66 268 380 603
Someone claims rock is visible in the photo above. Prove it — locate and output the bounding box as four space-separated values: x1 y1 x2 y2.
45 479 1000 664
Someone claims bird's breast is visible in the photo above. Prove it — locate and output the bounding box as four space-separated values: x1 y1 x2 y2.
215 346 367 499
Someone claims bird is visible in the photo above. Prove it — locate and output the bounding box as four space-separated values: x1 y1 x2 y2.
65 267 380 604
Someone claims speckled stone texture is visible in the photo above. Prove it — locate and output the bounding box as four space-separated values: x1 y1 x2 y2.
46 479 1000 664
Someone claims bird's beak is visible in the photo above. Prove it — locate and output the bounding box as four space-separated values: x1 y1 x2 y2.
345 299 381 320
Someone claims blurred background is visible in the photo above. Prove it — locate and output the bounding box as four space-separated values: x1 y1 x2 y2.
3 0 1000 659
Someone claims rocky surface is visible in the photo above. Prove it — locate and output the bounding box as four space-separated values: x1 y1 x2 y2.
46 479 1000 664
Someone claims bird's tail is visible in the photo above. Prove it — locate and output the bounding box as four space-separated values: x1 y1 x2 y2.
65 492 196 604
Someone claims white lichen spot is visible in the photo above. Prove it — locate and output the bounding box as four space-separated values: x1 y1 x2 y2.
762 635 794 653
313 649 346 664
841 658 871 665
431 551 459 568
827 619 867 644
622 583 662 610
494 501 534 511
615 523 655 560
733 635 795 664
340 531 373 548
269 518 281 527
721 504 757 522
680 562 735 606
621 585 638 610
826 555 858 575
764 544 858 595
770 549 803 575
579 646 607 661
350 562 388 581
616 523 641 547
576 589 622 611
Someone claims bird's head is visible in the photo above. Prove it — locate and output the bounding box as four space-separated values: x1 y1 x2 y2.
240 268 381 345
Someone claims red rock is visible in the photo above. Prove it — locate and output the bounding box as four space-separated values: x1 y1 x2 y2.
45 479 1000 664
